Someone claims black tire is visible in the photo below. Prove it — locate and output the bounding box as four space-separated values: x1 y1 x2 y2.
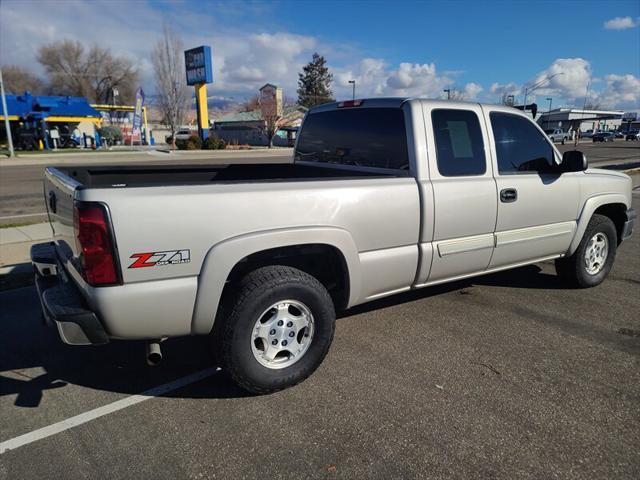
555 214 617 288
216 265 335 394
561 137 565 145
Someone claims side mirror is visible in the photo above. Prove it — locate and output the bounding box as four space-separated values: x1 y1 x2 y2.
560 150 587 172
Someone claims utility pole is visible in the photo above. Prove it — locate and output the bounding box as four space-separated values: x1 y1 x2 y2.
0 67 15 157
522 72 563 117
348 80 355 100
444 89 451 100
577 80 590 147
546 97 552 130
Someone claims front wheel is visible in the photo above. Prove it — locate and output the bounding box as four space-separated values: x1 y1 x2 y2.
555 214 617 288
216 265 336 394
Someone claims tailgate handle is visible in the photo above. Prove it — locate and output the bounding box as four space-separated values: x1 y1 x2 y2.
500 188 517 203
48 191 57 213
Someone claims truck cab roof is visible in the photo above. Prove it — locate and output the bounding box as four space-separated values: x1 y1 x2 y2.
309 97 530 116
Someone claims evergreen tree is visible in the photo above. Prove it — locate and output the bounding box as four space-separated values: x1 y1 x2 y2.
297 53 334 108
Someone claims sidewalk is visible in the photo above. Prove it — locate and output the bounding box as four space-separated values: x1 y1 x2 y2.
0 222 52 290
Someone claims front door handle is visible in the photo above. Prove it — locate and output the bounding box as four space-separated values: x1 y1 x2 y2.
500 188 517 203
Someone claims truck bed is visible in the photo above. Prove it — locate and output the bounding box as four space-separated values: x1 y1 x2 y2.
57 163 399 189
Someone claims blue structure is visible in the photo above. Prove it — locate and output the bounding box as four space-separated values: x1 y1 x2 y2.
0 92 102 149
184 45 213 140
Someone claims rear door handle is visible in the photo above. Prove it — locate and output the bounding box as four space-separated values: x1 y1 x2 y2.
500 188 517 203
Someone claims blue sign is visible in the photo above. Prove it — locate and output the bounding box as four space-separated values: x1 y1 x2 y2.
185 46 213 85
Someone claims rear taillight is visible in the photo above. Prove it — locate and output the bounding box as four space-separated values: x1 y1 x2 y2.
74 202 120 286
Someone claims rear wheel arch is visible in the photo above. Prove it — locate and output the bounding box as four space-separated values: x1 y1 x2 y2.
223 243 351 312
190 227 361 335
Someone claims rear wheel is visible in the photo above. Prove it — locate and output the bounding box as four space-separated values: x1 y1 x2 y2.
216 265 335 394
555 214 617 288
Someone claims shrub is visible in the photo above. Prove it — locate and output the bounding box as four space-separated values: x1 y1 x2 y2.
97 126 123 143
187 135 202 150
176 135 202 150
203 135 226 150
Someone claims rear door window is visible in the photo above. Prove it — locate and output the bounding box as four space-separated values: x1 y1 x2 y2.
431 109 486 176
295 108 409 170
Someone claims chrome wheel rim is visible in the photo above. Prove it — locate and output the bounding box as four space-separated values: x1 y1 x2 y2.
251 300 315 369
584 232 609 275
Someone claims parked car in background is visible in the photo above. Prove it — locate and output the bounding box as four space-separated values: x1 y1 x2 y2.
165 129 194 144
581 130 594 138
545 128 568 144
614 131 625 138
625 131 640 141
34 99 635 394
592 131 615 142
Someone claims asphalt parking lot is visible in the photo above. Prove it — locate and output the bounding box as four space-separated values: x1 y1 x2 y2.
1 198 638 478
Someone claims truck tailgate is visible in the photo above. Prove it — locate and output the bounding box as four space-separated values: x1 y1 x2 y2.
44 167 81 259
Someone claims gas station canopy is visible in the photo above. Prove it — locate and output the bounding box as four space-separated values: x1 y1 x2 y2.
0 92 102 123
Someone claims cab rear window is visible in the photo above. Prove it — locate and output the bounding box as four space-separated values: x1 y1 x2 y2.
295 108 409 170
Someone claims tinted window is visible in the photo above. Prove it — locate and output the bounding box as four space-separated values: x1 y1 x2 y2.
295 108 408 170
490 112 555 174
431 109 486 176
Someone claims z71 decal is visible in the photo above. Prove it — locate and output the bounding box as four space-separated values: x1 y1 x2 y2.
129 250 191 269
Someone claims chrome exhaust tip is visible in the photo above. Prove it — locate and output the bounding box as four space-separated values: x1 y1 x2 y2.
146 341 162 366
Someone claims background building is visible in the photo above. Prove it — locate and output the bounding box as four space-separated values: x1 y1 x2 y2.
212 84 307 146
536 108 625 134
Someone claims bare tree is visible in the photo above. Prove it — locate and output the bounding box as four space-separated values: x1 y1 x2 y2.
37 40 138 103
583 102 601 111
444 87 465 101
1 65 45 94
283 95 298 107
500 92 516 106
263 115 287 148
239 95 260 112
152 24 191 147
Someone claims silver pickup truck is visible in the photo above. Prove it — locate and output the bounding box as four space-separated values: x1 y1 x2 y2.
33 98 635 394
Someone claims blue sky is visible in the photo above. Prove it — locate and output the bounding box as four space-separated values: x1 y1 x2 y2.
1 0 639 109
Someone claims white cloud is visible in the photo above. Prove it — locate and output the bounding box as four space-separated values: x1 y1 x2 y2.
463 82 483 100
594 74 640 109
0 0 319 98
604 16 638 30
219 32 316 93
494 58 638 110
333 59 455 99
529 58 592 100
489 82 521 100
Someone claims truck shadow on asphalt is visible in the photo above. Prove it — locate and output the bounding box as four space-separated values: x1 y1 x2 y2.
0 264 573 408
0 285 250 408
341 264 565 319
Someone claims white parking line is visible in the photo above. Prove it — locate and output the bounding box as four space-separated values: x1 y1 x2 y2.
0 367 218 455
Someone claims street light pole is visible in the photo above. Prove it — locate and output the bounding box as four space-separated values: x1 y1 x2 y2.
444 89 451 100
348 80 355 100
546 97 552 130
0 67 15 158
